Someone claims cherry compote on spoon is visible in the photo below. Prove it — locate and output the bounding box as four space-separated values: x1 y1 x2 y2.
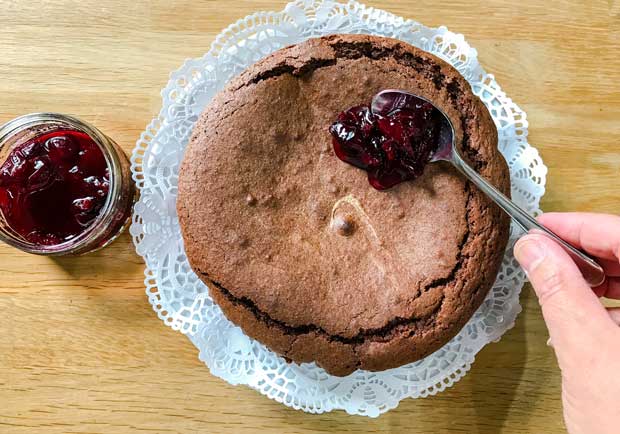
329 94 449 190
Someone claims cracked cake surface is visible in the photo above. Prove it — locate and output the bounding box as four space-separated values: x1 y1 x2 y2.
177 34 511 376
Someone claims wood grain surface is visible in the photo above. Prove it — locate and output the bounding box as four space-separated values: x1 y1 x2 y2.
1 1 619 433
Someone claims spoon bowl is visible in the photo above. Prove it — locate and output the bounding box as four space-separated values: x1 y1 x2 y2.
371 89 454 162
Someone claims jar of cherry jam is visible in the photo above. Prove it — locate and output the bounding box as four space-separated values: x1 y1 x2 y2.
0 113 136 255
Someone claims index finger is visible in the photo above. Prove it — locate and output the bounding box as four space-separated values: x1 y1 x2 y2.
537 212 620 262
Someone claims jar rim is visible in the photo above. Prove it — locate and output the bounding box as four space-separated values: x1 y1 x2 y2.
0 112 128 255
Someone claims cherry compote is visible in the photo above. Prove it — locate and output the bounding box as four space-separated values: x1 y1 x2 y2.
329 94 446 190
0 130 109 245
0 113 136 255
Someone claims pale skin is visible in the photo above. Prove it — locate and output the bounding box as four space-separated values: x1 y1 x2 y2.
513 212 620 434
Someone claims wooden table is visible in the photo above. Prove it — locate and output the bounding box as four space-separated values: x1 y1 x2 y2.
1 1 618 432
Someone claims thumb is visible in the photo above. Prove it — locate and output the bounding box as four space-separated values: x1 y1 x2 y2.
514 234 613 363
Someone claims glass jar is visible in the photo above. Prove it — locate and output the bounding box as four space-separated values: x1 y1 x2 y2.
0 113 136 255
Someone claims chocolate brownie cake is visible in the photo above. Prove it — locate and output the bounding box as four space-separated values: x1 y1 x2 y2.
178 34 510 376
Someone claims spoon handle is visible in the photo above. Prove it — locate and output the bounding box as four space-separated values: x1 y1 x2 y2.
451 151 605 287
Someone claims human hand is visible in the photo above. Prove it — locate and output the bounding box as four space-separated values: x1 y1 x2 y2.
514 212 620 434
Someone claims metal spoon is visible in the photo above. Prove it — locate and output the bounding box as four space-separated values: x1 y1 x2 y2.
371 89 605 287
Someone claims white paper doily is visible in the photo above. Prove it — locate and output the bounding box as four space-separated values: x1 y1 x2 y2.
130 0 547 417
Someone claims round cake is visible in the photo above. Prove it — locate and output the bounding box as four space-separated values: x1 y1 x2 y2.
178 34 511 376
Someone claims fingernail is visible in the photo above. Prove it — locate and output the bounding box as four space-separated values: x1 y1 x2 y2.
514 238 546 273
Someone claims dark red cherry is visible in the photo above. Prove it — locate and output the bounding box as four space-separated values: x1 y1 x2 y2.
77 142 108 175
72 196 95 213
27 157 55 191
46 135 79 164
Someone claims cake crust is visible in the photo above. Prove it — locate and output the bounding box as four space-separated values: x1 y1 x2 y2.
177 34 511 376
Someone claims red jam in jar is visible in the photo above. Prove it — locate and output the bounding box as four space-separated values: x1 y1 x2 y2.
0 113 136 255
0 130 110 245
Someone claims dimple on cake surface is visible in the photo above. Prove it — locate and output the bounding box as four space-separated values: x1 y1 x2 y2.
177 34 511 376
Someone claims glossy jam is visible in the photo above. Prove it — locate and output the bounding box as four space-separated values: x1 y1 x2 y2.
0 129 110 245
329 97 445 190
